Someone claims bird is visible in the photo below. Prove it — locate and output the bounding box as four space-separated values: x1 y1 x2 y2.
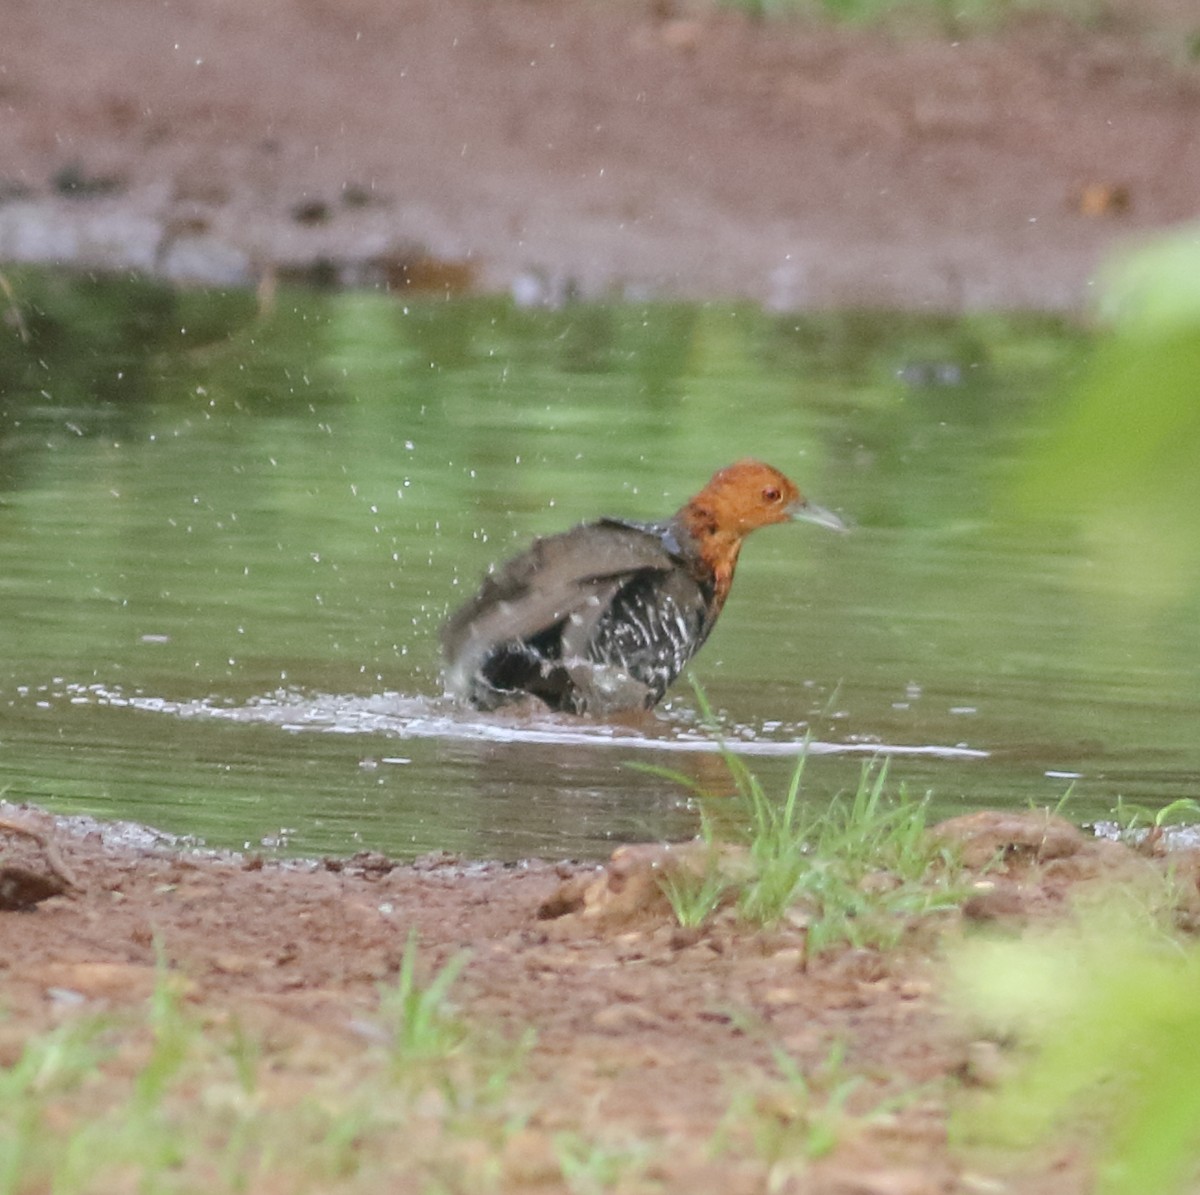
440 460 846 716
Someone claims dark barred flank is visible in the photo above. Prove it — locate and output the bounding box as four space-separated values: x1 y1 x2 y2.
441 460 847 716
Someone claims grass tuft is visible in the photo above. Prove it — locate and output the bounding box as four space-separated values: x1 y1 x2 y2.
709 1032 922 1179
716 1041 863 1164
641 685 964 950
0 941 529 1194
377 929 471 1074
554 1131 656 1194
1110 795 1200 839
656 845 736 927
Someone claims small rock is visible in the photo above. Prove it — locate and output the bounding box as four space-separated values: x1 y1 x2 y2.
821 1165 945 1195
762 986 804 1008
961 881 1026 921
960 1039 1010 1089
933 810 1085 869
1076 181 1131 217
769 946 806 969
376 250 476 295
0 865 69 910
536 871 594 919
660 18 703 52
859 869 901 895
592 1002 660 1032
52 162 125 199
291 198 331 225
211 953 263 976
668 925 703 950
28 962 182 1002
826 948 888 984
502 1128 559 1185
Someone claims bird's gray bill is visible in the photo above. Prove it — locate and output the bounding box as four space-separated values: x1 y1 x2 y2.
790 501 849 533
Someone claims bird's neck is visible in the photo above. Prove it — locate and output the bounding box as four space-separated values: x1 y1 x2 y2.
673 505 745 613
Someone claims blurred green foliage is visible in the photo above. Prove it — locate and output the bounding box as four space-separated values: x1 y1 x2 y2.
1018 225 1200 609
958 229 1200 1194
953 909 1200 1195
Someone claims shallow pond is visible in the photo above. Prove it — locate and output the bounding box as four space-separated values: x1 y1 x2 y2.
1 271 1197 859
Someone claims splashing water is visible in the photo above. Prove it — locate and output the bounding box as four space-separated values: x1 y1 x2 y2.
71 683 989 761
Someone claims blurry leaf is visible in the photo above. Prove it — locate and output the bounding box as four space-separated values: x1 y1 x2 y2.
953 912 1200 1195
1018 226 1200 607
1098 228 1200 335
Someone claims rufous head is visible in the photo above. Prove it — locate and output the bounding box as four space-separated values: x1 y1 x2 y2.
690 460 847 537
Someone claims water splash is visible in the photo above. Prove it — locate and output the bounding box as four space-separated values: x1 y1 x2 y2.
66 682 989 761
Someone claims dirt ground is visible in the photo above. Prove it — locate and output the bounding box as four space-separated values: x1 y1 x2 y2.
2 0 1199 310
4 4 1200 1189
2 800 1196 1192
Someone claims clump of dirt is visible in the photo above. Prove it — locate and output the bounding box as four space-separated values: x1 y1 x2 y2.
0 814 78 909
3 800 1197 1192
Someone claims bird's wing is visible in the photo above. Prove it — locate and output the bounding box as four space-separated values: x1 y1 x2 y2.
440 519 679 664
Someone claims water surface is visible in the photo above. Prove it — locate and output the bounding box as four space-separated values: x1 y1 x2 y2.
2 272 1197 858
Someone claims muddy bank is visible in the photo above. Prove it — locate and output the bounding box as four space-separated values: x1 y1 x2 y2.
2 0 1199 310
3 799 1199 1191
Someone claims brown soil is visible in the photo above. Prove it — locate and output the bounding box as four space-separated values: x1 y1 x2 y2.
4 5 1200 1189
3 801 1197 1192
2 0 1199 309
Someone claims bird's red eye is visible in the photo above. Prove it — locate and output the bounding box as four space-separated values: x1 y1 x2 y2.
762 486 781 503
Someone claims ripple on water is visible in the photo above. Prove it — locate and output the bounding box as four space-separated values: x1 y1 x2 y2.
66 682 989 761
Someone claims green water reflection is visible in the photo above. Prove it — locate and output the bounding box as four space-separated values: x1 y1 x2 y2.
0 269 1197 859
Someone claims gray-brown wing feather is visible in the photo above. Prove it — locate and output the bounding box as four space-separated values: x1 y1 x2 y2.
440 519 686 710
442 520 675 652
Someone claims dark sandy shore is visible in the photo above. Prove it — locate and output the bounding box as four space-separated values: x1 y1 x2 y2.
2 0 1199 311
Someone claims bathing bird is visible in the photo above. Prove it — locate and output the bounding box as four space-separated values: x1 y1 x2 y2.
441 459 845 715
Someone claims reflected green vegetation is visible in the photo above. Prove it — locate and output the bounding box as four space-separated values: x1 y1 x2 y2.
0 263 1198 858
